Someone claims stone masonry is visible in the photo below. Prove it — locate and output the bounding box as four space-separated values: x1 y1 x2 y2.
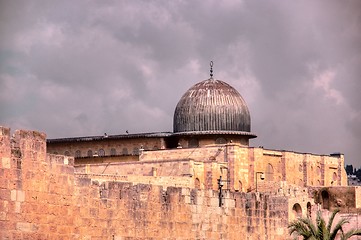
1 127 360 240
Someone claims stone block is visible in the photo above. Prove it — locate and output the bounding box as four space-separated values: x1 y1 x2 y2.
10 190 17 201
197 196 204 205
15 202 21 213
184 195 191 204
0 211 6 220
210 197 219 207
16 222 37 232
181 187 190 196
1 157 11 169
17 190 25 202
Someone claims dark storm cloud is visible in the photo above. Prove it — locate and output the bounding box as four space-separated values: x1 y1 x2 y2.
0 0 360 167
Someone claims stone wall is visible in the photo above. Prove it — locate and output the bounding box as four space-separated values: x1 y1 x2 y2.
1 127 357 240
140 146 227 162
357 187 361 209
47 137 164 158
75 159 193 177
311 186 361 212
1 127 295 239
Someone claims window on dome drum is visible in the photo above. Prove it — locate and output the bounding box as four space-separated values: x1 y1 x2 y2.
153 146 158 150
133 147 139 155
87 150 93 157
98 149 105 156
215 138 227 144
110 148 116 156
53 152 58 155
188 138 199 148
75 150 81 158
64 151 70 156
122 148 128 155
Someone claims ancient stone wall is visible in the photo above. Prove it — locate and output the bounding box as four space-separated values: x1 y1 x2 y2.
140 146 227 162
1 127 295 239
311 186 361 212
75 159 193 177
357 187 361 209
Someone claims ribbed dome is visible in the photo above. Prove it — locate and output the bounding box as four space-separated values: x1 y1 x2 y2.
173 79 251 134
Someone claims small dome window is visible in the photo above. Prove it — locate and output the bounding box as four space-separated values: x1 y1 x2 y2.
75 150 81 157
87 150 93 157
189 138 199 148
110 148 116 156
122 148 128 155
98 149 105 156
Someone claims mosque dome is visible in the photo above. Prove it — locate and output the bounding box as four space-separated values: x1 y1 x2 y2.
173 77 254 136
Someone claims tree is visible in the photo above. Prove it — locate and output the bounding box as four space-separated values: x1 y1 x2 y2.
355 168 361 182
288 209 361 240
345 165 353 175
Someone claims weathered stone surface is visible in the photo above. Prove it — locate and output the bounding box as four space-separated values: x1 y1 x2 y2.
0 127 360 240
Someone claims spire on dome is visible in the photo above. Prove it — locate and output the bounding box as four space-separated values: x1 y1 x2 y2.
210 61 214 79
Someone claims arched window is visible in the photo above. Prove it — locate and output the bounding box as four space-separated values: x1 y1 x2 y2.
266 163 274 181
75 150 81 158
307 202 312 218
87 150 93 157
53 152 58 155
122 148 128 155
332 172 337 181
98 149 105 156
64 151 70 156
110 148 116 156
153 146 158 150
239 180 243 192
195 178 201 189
189 138 199 148
215 138 227 144
321 190 330 210
292 203 302 219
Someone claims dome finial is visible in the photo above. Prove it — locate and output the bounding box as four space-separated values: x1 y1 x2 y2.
210 61 214 79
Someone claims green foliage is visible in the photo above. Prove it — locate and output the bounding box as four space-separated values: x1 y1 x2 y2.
355 168 361 182
345 165 353 175
288 209 361 240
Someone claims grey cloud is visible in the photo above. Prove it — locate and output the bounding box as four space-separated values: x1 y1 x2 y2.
0 0 360 167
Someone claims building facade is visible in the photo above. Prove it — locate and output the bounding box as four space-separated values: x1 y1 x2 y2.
47 70 348 193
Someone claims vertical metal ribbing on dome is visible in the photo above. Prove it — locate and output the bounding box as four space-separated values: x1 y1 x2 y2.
173 79 251 133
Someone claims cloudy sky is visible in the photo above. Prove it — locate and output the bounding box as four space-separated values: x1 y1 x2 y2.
0 0 360 167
